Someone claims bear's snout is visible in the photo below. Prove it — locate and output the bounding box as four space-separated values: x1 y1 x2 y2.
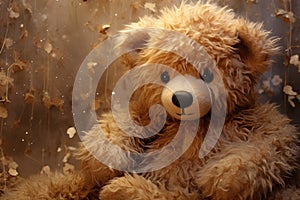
161 75 212 120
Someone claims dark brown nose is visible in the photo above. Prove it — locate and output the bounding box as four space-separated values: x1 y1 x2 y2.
172 91 193 108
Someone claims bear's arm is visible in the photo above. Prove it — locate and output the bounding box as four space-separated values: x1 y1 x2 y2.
195 103 299 199
76 112 145 188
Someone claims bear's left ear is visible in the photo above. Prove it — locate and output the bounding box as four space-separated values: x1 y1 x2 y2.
234 19 279 76
115 29 150 68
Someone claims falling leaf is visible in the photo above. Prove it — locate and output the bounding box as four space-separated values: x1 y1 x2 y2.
40 165 51 175
271 75 283 86
283 85 297 96
51 97 64 111
44 41 53 54
63 163 75 175
290 55 300 65
87 62 97 74
0 106 8 119
67 146 77 152
62 152 71 163
4 38 13 49
7 8 20 19
57 147 62 152
0 71 14 89
288 95 296 107
144 3 156 12
67 127 76 139
275 9 295 23
24 92 35 104
99 24 110 34
8 168 18 176
19 29 29 40
290 55 300 72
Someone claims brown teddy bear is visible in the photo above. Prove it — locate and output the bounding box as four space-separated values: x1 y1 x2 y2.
3 2 300 200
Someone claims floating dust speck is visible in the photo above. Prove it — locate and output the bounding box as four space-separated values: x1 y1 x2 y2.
57 147 62 153
67 127 76 139
40 165 51 176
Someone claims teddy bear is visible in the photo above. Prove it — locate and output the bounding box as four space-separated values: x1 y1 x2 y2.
2 2 300 200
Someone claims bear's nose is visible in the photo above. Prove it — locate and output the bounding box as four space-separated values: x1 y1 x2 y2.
172 91 193 108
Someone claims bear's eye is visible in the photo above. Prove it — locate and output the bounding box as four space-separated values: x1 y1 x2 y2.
161 71 170 83
201 68 214 83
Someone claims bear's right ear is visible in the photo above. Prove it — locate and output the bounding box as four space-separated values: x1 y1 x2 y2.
115 29 150 68
233 19 279 77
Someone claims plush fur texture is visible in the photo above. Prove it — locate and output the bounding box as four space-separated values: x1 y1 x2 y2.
2 2 300 200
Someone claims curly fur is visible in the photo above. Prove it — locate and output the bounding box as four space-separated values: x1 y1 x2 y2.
2 2 299 200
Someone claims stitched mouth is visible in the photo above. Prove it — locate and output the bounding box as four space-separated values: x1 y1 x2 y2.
176 108 193 116
176 113 193 116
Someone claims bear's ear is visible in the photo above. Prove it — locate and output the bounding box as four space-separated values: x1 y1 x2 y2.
233 19 279 76
116 29 150 52
115 29 150 68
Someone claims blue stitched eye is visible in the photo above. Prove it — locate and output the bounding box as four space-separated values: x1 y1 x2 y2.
161 71 170 83
201 68 214 83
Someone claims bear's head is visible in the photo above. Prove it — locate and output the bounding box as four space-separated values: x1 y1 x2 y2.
114 2 278 130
